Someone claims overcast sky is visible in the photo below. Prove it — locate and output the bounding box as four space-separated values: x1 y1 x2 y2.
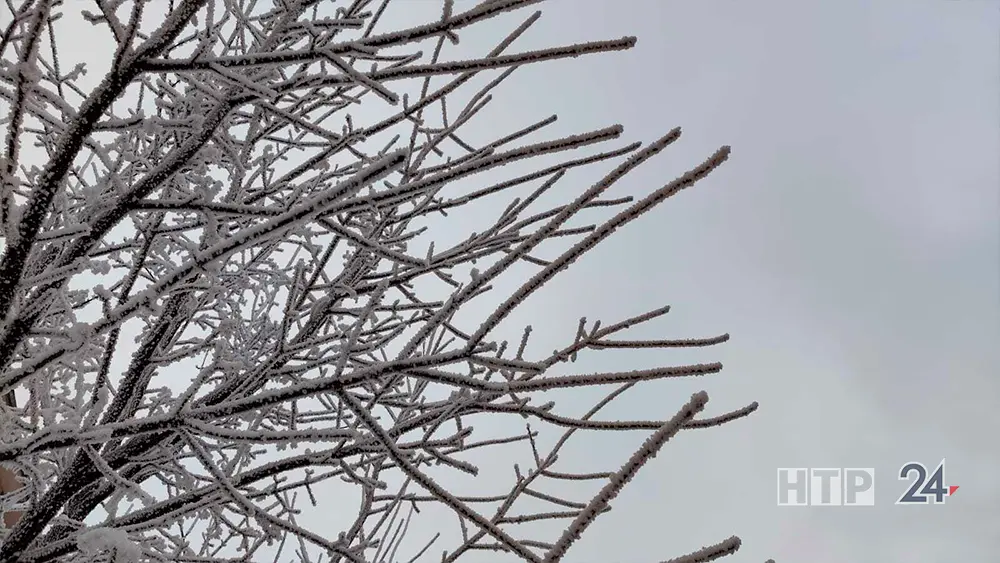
6 1 999 562
477 1 999 561
405 1 998 561
326 1 1000 561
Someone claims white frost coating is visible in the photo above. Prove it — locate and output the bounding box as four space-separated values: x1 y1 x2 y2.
77 527 142 563
0 1 756 562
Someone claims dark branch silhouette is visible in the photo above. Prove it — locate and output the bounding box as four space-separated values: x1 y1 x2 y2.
0 1 762 562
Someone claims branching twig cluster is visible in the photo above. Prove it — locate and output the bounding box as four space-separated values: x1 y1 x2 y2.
0 1 762 562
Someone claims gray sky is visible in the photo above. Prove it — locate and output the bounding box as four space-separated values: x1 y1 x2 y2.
6 1 999 562
469 1 999 561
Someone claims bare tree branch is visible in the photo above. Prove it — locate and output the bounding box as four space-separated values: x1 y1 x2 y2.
0 1 766 562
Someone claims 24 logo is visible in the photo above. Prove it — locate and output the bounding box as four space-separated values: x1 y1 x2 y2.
896 459 959 505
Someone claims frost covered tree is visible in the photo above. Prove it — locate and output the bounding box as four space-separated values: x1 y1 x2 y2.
0 0 763 562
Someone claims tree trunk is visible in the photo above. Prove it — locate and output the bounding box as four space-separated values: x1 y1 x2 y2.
0 391 22 529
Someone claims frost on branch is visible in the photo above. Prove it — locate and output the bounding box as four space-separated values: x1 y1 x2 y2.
0 0 763 562
76 527 142 563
